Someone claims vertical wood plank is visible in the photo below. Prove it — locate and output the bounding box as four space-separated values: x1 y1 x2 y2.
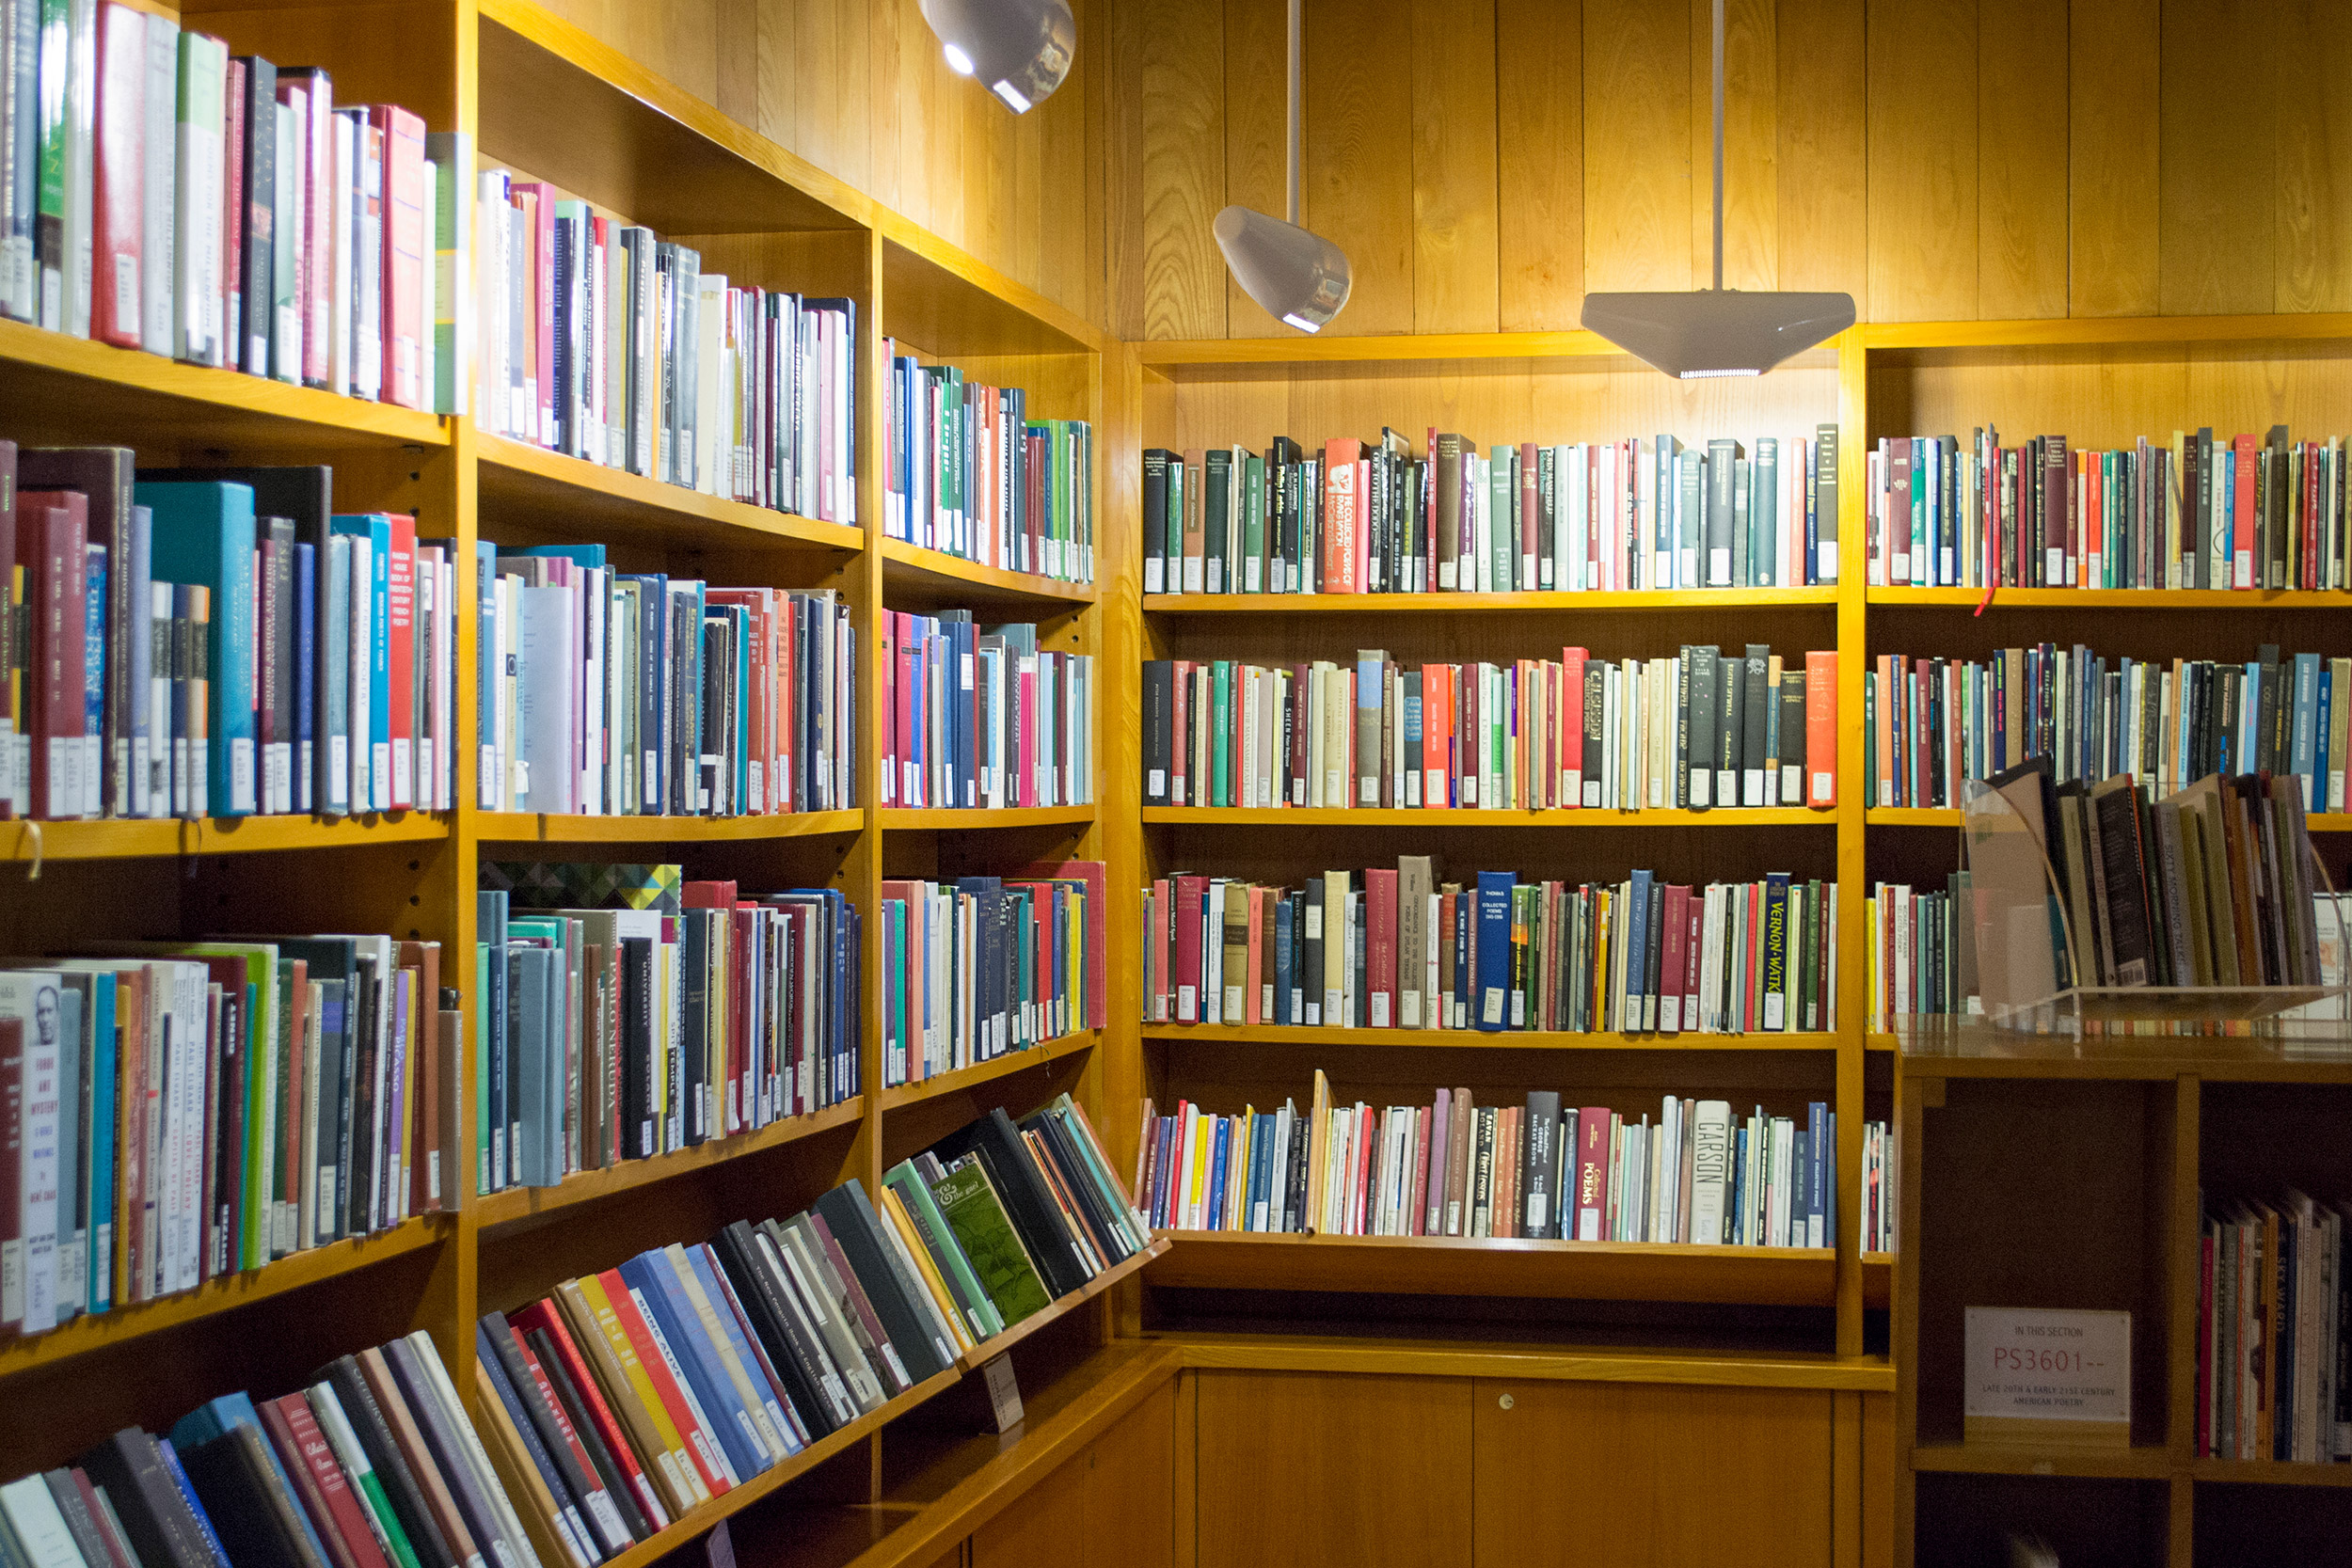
1107 0 1151 339
715 0 756 125
1866 0 1976 320
1776 0 1867 312
1584 0 1692 293
1223 0 1289 337
2069 0 2159 316
866 0 907 216
1038 0 1094 310
1976 0 2066 319
1303 0 1416 334
1410 0 1501 333
2276 0 2352 312
927 41 968 254
1495 0 1582 330
2160 0 2273 315
1692 0 1778 291
1140 0 1227 339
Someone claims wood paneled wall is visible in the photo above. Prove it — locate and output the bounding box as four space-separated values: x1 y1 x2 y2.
532 0 1109 325
1111 0 2352 339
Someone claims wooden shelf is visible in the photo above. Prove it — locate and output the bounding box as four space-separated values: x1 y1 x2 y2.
473 1100 865 1236
1146 1232 1838 1305
477 434 864 554
475 0 869 236
879 1030 1097 1112
1858 311 2352 354
878 215 1107 359
1134 327 1839 378
1869 585 2352 610
1139 1022 1840 1053
1864 1253 1893 1307
1910 1442 2173 1481
5 813 451 863
1894 1022 2352 1082
881 805 1096 830
0 1217 448 1377
1144 587 1838 614
2187 1458 2352 1488
956 1239 1170 1369
878 537 1097 607
1143 805 1834 829
0 317 450 455
1158 1332 1896 1391
1869 807 2352 832
587 1366 964 1568
473 810 866 844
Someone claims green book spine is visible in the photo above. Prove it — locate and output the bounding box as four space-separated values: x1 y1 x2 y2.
1210 660 1232 806
475 942 491 1197
886 1162 1004 1338
1488 446 1513 591
1242 453 1266 594
930 1161 1053 1323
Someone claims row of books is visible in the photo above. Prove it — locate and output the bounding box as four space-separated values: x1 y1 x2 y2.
474 178 855 522
1871 767 2330 1022
1866 643 2352 815
0 937 455 1341
880 352 1095 585
877 611 1093 811
3 5 460 410
879 862 1107 1090
2198 1193 2350 1463
1141 428 1841 596
0 1334 545 1568
1136 1075 1869 1249
1142 866 1839 1036
4 454 459 821
1867 427 2352 592
477 546 854 817
473 874 858 1198
1142 645 1839 813
479 1104 1141 1552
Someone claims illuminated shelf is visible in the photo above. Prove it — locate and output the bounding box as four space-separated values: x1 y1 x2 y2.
882 805 1096 830
6 813 450 863
472 810 864 843
879 537 1097 606
1144 806 1833 829
1140 1022 1838 1053
477 433 864 553
1144 587 1836 614
1869 585 2352 610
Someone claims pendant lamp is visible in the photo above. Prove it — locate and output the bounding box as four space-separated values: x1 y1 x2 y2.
1214 0 1350 333
1581 0 1853 376
919 0 1076 114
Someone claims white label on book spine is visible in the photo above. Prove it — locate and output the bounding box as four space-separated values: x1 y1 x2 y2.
1483 986 1505 1023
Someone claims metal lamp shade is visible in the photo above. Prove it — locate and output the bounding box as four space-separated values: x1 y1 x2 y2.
919 0 1075 113
1215 206 1353 334
1579 289 1855 378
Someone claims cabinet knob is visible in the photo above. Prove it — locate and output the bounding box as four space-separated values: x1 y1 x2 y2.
1498 1392 1515 1411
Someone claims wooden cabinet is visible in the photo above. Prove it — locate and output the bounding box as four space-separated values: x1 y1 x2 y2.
972 1381 1176 1568
1194 1371 1474 1568
1470 1381 1836 1567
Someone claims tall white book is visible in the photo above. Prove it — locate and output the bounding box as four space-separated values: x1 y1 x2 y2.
172 29 224 363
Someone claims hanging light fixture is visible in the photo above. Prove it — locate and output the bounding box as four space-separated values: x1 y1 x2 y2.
1581 0 1852 376
919 0 1076 114
1214 0 1350 333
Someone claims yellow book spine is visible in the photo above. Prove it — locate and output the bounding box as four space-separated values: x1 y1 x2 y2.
570 1275 709 1508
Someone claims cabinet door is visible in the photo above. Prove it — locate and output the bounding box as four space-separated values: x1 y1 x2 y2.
973 1381 1175 1568
1195 1371 1472 1568
1471 1381 1835 1567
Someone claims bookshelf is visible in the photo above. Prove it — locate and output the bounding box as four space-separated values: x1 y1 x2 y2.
0 0 1124 1560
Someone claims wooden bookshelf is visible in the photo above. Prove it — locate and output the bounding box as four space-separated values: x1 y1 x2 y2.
473 810 866 843
1144 586 1838 614
1868 586 2352 610
882 804 1098 830
2 812 453 862
878 1029 1100 1112
1148 1232 1839 1306
878 537 1098 606
1141 805 1835 829
476 432 866 555
1139 1022 1840 1053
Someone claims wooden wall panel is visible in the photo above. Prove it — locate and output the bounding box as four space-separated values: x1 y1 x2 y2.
2276 0 2352 312
1694 0 1778 291
1866 0 1976 320
1470 1381 1836 1567
1139 0 1228 340
1411 0 1501 333
1194 1371 1472 1568
1584 0 1692 293
1775 0 1867 312
2160 0 2274 315
2068 0 2159 316
1302 0 1417 335
1494 0 1582 330
1976 0 2067 319
1222 0 1289 337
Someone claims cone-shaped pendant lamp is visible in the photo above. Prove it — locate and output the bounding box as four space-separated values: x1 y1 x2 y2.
919 0 1076 114
1215 0 1351 332
1581 0 1853 376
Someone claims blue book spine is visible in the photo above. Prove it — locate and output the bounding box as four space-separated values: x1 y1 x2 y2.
127 505 152 817
1728 1125 1748 1244
2320 672 2334 812
1627 870 1652 1026
178 1394 340 1568
682 1243 802 1457
473 540 496 810
731 604 751 811
1807 1101 1828 1246
293 541 315 814
620 1252 765 1481
2295 652 2322 804
1273 896 1294 1027
140 482 260 816
154 1438 235 1568
329 514 391 811
1474 871 1514 1032
479 889 509 1191
1403 689 1422 803
1206 1116 1230 1230
326 537 353 815
87 973 115 1311
81 545 104 816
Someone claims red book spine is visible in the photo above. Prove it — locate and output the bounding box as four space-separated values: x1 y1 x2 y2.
2303 441 2321 591
1150 878 1171 1021
372 105 427 409
1575 1106 1612 1240
1174 875 1206 1022
1169 659 1190 807
18 494 87 819
1659 885 1690 1033
221 58 246 365
384 514 416 809
1323 438 1360 594
596 1267 731 1496
510 1301 669 1530
91 5 142 348
1407 1106 1432 1235
1364 866 1397 1028
264 1394 393 1568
